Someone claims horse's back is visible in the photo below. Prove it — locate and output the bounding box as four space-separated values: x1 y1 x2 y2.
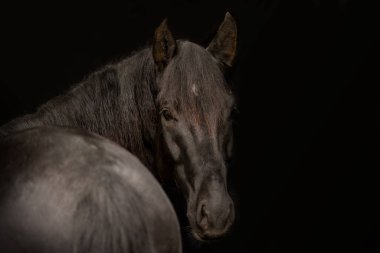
0 127 181 253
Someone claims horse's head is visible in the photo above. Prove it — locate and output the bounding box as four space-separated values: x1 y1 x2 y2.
152 13 237 241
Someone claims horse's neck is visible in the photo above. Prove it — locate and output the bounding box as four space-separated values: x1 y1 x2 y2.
1 49 159 169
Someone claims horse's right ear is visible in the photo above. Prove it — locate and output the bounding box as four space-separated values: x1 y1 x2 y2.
207 12 237 67
153 19 177 72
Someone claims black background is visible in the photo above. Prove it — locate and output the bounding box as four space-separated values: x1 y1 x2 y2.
0 1 378 252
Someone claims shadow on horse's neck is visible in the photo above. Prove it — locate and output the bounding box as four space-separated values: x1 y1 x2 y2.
0 48 160 170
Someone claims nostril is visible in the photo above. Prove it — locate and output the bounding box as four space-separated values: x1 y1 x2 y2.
197 204 209 230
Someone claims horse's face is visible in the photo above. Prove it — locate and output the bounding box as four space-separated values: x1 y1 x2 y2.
153 13 237 241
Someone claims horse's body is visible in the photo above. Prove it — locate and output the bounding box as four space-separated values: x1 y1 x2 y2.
0 12 238 241
0 127 181 253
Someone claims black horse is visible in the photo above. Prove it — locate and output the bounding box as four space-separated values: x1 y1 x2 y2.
0 12 238 241
0 127 182 253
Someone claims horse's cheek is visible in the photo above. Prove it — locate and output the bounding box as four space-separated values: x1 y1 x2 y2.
162 130 181 161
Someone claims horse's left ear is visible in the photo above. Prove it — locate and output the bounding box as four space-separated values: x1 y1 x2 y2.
153 19 177 72
207 12 237 67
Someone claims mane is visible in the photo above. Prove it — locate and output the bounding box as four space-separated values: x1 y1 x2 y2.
0 48 158 168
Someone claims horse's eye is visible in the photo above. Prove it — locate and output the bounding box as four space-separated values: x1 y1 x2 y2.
161 108 175 121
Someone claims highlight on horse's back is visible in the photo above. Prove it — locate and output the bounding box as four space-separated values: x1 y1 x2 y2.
0 127 182 253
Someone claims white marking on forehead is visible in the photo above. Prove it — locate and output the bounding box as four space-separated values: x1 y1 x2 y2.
191 83 199 96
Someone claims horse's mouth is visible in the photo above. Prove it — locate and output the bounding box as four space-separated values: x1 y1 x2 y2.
192 230 212 242
191 228 228 242
192 231 206 242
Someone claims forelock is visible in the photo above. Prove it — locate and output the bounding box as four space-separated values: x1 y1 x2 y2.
157 41 233 131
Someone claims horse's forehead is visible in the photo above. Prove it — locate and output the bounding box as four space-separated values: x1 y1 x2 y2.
159 41 234 128
181 91 233 132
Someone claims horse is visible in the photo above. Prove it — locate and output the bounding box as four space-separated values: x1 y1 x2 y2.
0 12 238 241
0 127 182 253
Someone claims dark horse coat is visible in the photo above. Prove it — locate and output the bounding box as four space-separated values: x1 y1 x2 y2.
0 12 238 242
0 127 181 253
